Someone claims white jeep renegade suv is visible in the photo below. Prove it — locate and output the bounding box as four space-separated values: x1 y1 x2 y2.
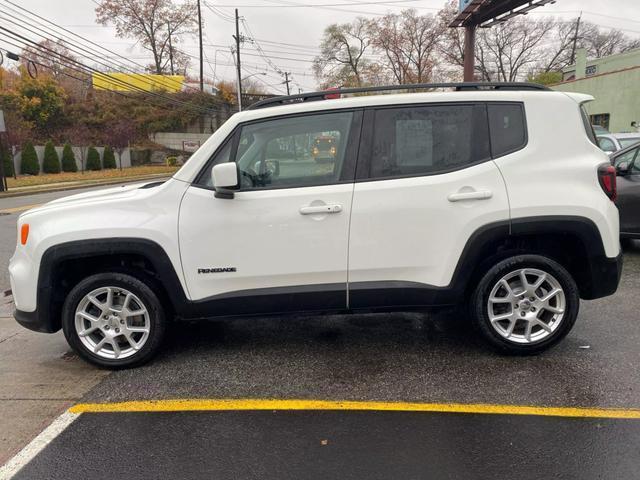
9 83 623 368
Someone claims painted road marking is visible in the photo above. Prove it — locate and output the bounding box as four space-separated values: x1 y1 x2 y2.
0 411 79 480
69 399 640 419
0 204 42 215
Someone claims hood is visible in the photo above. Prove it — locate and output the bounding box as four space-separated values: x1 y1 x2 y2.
19 180 166 218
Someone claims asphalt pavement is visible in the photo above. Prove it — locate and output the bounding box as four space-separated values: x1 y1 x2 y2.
2 186 640 479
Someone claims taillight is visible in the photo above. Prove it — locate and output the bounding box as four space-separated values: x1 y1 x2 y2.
597 164 617 202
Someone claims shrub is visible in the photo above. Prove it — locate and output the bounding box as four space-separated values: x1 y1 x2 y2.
20 141 39 175
42 141 61 173
61 143 78 172
166 156 177 167
86 146 101 171
103 146 117 169
1 145 15 177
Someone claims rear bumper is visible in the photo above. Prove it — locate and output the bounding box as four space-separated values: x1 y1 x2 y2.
580 252 623 300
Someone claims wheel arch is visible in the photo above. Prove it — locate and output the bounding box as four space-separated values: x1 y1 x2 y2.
452 215 613 302
36 238 189 333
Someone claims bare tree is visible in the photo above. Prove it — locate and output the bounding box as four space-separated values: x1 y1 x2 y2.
66 124 93 173
95 0 197 75
313 17 373 87
105 119 136 170
580 21 640 58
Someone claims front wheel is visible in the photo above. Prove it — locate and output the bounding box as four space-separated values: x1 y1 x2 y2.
470 255 579 355
62 272 166 368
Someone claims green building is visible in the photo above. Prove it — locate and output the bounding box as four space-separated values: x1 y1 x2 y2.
551 48 640 133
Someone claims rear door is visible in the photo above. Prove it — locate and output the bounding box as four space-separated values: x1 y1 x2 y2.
347 102 514 308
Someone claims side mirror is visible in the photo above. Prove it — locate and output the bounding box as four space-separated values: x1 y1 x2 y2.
616 161 630 176
212 163 238 199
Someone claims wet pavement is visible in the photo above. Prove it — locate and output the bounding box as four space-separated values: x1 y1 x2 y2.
1 218 639 478
13 410 640 480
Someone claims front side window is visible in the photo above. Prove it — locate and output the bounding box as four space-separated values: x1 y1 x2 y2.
368 104 490 179
235 111 354 190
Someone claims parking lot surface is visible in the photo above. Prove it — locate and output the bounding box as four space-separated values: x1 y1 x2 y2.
2 189 640 478
13 409 640 480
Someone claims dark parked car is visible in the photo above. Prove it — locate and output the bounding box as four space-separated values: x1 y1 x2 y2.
612 143 640 240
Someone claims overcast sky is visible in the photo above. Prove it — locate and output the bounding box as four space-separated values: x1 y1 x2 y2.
6 0 640 93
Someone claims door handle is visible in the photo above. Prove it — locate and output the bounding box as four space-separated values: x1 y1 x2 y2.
299 204 343 215
447 190 493 202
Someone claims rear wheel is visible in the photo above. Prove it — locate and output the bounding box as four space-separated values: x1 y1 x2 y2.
471 255 579 354
62 272 166 368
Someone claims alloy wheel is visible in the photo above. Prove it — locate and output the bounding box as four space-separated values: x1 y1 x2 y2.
74 286 151 359
487 268 566 344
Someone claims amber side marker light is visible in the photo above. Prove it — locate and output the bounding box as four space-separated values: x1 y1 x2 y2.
20 224 29 245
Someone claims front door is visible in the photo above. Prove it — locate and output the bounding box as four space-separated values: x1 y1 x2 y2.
178 109 362 315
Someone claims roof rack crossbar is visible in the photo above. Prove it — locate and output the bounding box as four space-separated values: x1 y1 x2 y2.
246 82 550 110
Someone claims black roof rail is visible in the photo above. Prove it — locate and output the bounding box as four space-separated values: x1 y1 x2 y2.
246 82 550 110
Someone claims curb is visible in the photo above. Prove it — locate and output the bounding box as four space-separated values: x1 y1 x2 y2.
0 174 170 199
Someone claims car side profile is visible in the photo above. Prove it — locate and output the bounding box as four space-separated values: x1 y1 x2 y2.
611 143 640 240
9 83 623 368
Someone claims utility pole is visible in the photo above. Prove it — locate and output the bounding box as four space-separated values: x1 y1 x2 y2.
167 22 175 75
283 72 291 95
570 13 582 65
197 0 204 91
233 9 243 110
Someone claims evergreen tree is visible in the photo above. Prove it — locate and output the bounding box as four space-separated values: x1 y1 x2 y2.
102 146 117 169
86 146 101 171
61 143 78 172
20 141 39 175
42 141 61 174
1 144 15 177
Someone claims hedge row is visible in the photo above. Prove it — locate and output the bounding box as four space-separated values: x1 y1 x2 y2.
14 142 118 176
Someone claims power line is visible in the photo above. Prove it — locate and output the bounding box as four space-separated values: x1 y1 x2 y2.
0 25 220 115
0 0 199 94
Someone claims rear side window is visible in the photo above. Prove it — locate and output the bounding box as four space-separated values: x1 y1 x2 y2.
488 104 526 157
367 104 490 179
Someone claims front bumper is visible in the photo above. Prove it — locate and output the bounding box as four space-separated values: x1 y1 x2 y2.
580 252 623 300
13 307 58 333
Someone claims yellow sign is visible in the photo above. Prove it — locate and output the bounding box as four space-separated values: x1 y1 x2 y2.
92 73 185 93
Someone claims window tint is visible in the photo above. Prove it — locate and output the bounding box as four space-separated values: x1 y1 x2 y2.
368 104 490 179
235 111 354 190
488 104 526 156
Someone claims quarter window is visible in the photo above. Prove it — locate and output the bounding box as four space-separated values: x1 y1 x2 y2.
488 104 526 156
368 104 491 179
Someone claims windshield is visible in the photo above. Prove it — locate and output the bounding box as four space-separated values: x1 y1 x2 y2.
618 138 640 148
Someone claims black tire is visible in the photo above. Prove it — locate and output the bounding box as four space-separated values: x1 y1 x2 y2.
62 272 166 369
470 254 579 355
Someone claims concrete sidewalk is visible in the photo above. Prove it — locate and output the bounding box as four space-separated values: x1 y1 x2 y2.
0 317 108 465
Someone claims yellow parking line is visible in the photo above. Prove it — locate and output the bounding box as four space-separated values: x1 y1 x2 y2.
0 203 42 214
68 399 640 419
